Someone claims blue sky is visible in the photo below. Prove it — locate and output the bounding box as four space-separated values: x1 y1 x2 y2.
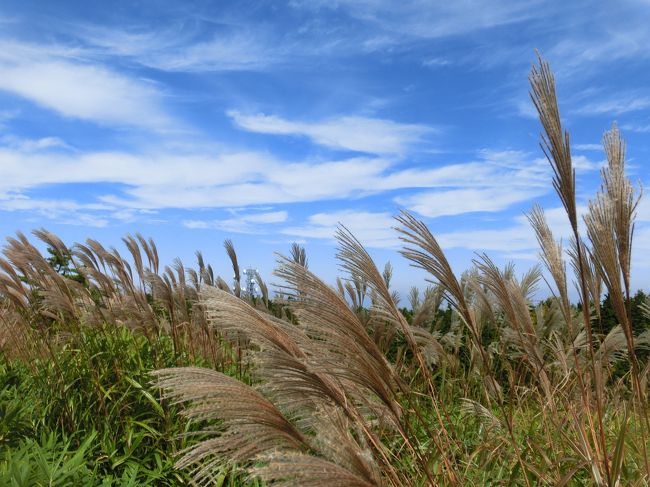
1 0 650 299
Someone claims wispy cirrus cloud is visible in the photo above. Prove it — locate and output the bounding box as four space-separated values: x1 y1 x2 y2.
393 149 552 217
295 0 541 39
395 187 541 218
281 210 399 249
77 26 282 72
392 152 602 220
184 210 288 233
435 205 579 254
0 39 174 131
0 195 112 227
573 143 602 151
621 123 650 133
228 111 436 155
436 204 650 278
0 135 71 152
1 136 603 228
574 93 650 116
0 141 556 214
548 20 650 71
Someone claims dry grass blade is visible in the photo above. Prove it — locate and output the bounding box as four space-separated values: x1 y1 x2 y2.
336 223 443 390
256 272 270 306
568 238 602 325
274 256 402 418
200 284 398 484
151 367 307 485
459 398 503 432
32 228 70 260
251 452 378 487
601 123 641 298
202 286 304 357
224 239 241 297
411 286 444 330
586 126 650 478
136 233 159 275
408 287 420 312
584 196 627 333
529 54 577 229
335 223 460 484
528 205 573 332
395 211 499 398
530 54 616 483
409 326 445 366
290 242 308 269
474 255 550 397
395 211 467 320
122 235 145 288
382 262 393 290
597 325 629 365
215 276 231 293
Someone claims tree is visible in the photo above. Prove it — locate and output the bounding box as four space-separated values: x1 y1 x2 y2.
46 247 86 285
600 290 649 335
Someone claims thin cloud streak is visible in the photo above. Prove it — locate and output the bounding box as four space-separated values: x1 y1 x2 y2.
0 143 562 215
184 210 288 234
0 40 175 131
228 111 436 155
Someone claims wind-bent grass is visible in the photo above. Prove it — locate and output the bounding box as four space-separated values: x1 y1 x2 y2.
1 54 649 486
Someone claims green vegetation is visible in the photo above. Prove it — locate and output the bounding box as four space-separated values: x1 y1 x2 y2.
0 327 257 486
1 55 650 486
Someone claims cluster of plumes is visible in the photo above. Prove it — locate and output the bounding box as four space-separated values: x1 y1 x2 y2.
150 209 650 486
151 55 649 486
2 55 650 486
0 229 277 368
529 53 649 485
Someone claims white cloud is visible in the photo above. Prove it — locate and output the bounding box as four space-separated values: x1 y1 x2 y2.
572 154 604 171
1 141 600 220
573 143 602 151
71 20 288 73
110 208 158 223
0 195 112 227
621 123 650 133
515 98 539 119
184 210 288 233
152 35 279 72
575 93 650 116
0 109 19 127
395 187 541 218
299 0 541 39
0 40 173 130
0 135 71 152
635 196 650 222
277 204 581 253
0 144 547 213
281 210 399 248
393 149 560 218
422 57 451 67
548 21 650 73
631 225 650 276
0 144 394 209
0 196 110 212
228 111 435 154
435 205 585 256
438 225 536 253
100 156 393 208
278 202 650 278
79 26 280 72
0 149 275 193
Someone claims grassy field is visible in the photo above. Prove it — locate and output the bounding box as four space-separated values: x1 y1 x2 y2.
1 56 649 486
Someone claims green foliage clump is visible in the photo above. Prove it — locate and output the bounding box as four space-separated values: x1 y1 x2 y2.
0 327 248 486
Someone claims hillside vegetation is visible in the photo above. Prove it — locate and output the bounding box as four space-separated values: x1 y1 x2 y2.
1 56 649 486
